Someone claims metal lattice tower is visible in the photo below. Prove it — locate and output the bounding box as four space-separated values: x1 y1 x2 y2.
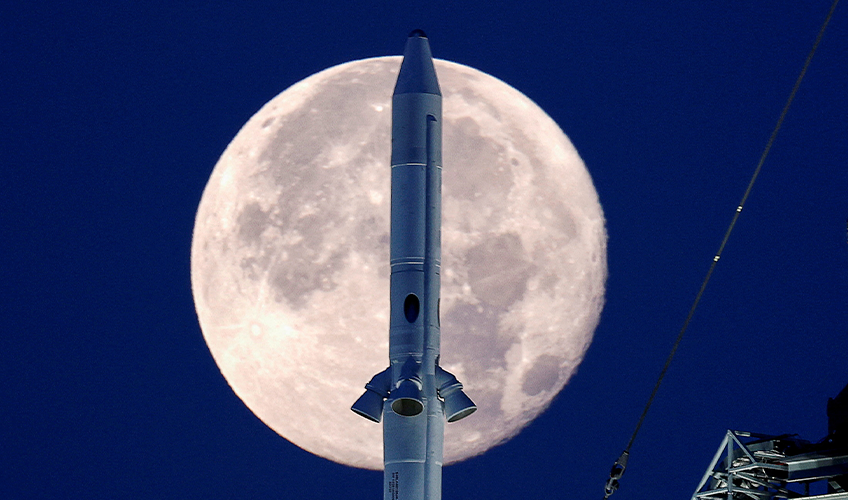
692 384 848 499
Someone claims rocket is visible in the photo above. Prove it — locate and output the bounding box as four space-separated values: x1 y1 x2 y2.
352 30 476 500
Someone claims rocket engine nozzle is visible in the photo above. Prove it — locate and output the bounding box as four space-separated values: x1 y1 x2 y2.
351 367 392 423
390 357 424 417
391 378 425 417
436 366 476 422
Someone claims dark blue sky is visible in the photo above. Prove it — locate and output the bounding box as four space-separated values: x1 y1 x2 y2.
3 2 846 499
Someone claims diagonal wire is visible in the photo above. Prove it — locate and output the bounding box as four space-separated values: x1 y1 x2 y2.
603 1 841 497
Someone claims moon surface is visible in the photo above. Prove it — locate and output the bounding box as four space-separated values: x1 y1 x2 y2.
191 57 606 470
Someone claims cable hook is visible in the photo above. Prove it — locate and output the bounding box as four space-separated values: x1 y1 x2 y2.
602 450 629 499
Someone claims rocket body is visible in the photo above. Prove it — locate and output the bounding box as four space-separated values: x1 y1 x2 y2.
352 31 475 500
384 30 443 500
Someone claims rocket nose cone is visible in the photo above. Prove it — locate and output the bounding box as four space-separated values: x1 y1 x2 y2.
393 31 441 96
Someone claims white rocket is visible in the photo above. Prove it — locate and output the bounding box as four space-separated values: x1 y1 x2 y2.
352 30 476 500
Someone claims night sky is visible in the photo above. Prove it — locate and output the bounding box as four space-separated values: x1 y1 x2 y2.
3 2 846 499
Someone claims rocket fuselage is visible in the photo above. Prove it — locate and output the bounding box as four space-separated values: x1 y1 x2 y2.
351 31 475 500
384 31 443 500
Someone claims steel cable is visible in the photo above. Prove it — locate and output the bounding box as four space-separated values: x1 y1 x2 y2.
602 1 841 497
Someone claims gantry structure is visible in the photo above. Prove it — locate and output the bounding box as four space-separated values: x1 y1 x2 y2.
692 384 848 499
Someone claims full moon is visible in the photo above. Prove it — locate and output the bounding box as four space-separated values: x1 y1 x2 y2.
191 57 606 470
